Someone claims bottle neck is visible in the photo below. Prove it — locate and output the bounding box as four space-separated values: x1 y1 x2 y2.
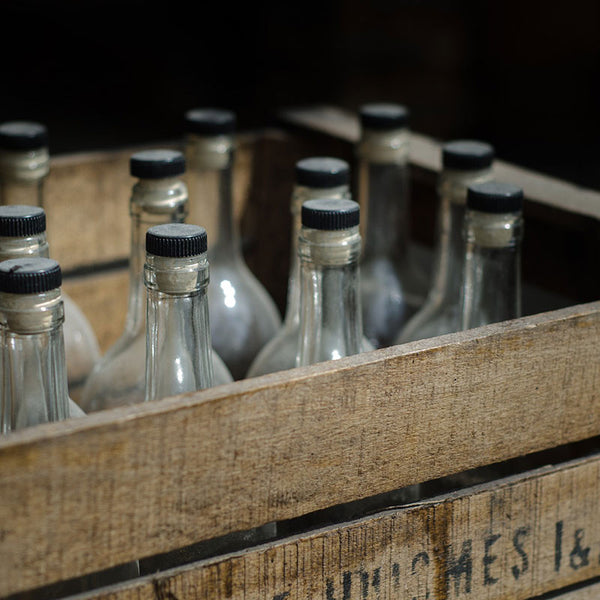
284 184 350 326
144 254 213 402
125 179 188 336
0 288 69 432
0 148 48 207
186 134 238 256
0 232 49 261
357 128 410 260
429 167 495 305
298 226 363 366
461 210 523 329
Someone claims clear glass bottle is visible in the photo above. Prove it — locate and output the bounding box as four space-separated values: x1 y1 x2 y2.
297 198 373 366
145 224 232 402
0 121 101 397
0 258 69 432
0 205 85 418
185 108 281 379
357 103 429 348
398 140 495 343
247 157 351 377
81 150 189 412
461 182 523 329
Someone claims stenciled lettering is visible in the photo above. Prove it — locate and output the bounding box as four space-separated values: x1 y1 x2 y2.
483 533 501 586
511 526 530 580
445 540 473 595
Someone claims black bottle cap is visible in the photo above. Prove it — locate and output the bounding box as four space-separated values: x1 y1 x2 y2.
0 121 48 151
295 157 350 189
442 140 495 170
0 205 46 237
467 182 524 213
359 103 409 131
302 198 360 230
184 108 236 135
0 258 61 294
146 223 208 257
130 150 185 179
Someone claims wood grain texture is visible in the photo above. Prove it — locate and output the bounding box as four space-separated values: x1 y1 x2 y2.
280 105 600 221
1 301 600 595
77 453 600 600
62 269 129 353
552 581 600 599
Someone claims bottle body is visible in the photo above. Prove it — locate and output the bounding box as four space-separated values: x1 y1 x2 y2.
186 133 280 379
247 183 350 377
357 128 428 348
0 278 69 432
81 175 190 411
0 145 101 397
399 166 494 343
296 212 372 367
461 210 523 329
145 246 232 404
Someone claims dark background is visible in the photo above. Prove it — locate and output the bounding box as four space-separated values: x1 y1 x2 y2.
2 0 600 188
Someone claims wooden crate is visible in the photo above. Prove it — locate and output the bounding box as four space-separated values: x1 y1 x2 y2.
2 108 600 600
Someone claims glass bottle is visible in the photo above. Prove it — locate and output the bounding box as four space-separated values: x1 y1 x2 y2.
357 103 429 348
81 150 189 412
297 198 373 366
0 205 85 418
0 121 101 398
145 224 232 402
247 157 351 377
398 140 495 343
185 108 281 379
0 258 69 432
461 182 523 329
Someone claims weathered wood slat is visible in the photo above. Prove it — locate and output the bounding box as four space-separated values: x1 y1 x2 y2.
62 270 129 353
75 453 600 600
281 105 600 221
552 581 600 599
1 301 600 596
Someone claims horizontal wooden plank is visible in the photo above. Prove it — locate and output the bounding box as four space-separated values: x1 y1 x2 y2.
1 302 600 595
280 105 600 221
78 452 600 600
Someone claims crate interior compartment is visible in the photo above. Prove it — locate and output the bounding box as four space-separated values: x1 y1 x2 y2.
2 121 600 600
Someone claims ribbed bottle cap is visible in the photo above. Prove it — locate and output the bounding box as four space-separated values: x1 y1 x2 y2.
302 198 360 230
0 258 61 294
185 108 236 135
467 182 523 213
0 205 46 237
146 223 208 257
130 150 185 179
359 103 409 130
0 121 48 151
442 140 494 170
295 157 350 188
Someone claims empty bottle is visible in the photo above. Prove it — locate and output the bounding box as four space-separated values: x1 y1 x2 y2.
398 140 495 343
145 224 232 402
247 157 351 377
0 258 69 431
357 103 428 348
185 108 281 379
0 205 86 419
81 150 189 411
0 121 101 397
297 198 373 366
461 182 523 329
